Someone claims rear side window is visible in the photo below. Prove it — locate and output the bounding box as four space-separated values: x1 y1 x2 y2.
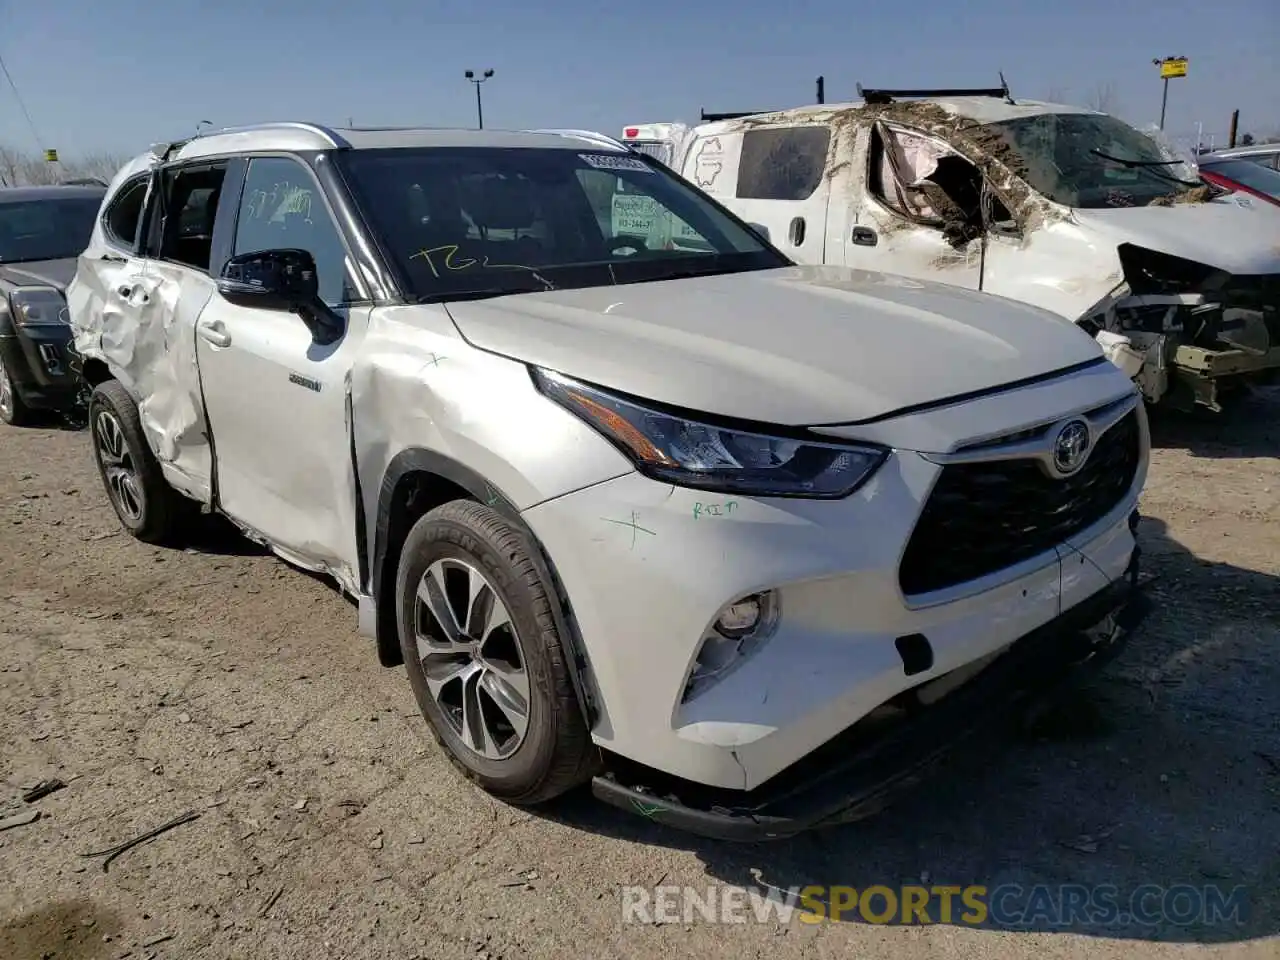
103 176 148 252
157 164 228 273
736 126 832 201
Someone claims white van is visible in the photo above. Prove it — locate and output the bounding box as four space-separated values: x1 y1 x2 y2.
621 88 1280 411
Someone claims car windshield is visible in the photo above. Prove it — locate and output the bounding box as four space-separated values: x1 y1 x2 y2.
981 113 1203 209
0 196 102 263
1200 157 1280 201
337 146 786 302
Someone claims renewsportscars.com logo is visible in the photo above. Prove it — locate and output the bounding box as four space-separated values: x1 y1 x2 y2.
621 883 1249 928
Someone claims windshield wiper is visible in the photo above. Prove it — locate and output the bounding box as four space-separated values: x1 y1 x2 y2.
1090 149 1200 187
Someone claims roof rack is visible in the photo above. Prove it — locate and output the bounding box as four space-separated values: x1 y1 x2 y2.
699 109 772 122
528 128 630 151
857 81 1012 105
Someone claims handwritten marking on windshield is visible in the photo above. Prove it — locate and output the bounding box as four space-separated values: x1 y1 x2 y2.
410 245 533 278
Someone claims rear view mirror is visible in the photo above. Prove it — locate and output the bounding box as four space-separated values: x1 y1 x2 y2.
747 222 771 243
216 248 319 311
216 248 342 345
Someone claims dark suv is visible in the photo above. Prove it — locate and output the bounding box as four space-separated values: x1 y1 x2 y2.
0 184 105 424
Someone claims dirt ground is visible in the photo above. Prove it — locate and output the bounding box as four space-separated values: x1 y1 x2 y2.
1 391 1277 960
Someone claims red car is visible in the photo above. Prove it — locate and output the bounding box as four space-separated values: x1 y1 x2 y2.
1197 155 1280 208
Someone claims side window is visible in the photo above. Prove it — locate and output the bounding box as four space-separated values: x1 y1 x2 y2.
234 157 356 306
868 124 1011 239
158 164 228 272
102 176 149 252
736 126 831 200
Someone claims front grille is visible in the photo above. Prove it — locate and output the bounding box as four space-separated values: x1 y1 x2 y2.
899 410 1141 596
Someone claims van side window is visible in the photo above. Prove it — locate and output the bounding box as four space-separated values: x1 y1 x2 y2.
102 175 149 253
736 126 831 201
158 164 228 272
869 124 1012 244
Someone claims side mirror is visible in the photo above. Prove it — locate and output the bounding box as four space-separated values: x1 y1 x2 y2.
747 222 771 243
217 248 320 311
216 249 341 344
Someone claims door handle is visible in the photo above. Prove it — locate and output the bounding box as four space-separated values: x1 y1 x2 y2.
788 216 807 247
197 322 231 348
851 226 878 247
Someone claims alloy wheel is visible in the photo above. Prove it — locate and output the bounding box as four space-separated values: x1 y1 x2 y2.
94 409 144 522
0 359 13 420
414 558 531 760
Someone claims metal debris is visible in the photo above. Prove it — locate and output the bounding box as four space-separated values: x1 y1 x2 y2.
257 885 284 918
0 808 40 831
22 778 67 802
80 809 201 872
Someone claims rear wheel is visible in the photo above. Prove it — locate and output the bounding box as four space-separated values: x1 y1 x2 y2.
88 380 193 545
396 499 597 804
0 351 33 426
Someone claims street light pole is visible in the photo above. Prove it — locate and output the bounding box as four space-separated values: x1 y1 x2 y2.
464 69 494 129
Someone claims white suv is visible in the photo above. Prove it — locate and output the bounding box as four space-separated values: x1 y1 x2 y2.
67 123 1149 840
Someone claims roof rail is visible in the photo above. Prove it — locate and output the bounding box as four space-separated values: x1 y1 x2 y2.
209 121 352 148
528 128 629 151
699 109 770 122
856 82 1012 105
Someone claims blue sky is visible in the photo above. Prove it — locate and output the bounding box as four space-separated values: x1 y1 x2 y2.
3 0 1276 160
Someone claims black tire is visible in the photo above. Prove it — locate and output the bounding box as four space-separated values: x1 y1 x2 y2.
88 380 193 545
0 350 33 426
396 499 598 804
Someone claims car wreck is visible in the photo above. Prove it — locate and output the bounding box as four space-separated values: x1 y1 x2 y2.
68 123 1148 839
621 85 1280 411
0 184 105 425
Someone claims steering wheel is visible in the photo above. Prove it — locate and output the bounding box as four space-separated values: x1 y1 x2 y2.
607 236 648 257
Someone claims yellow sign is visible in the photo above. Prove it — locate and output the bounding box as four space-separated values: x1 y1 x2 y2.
43 148 58 162
1159 58 1188 79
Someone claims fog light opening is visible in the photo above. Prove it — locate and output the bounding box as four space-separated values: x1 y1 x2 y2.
684 590 780 702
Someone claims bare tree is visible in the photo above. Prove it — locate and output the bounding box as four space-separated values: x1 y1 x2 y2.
0 144 128 186
1043 85 1070 104
1085 82 1120 114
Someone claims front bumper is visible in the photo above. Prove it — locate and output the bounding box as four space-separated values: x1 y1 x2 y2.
0 324 81 411
592 554 1147 840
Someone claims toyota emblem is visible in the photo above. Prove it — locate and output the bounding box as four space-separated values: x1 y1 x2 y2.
1052 420 1091 476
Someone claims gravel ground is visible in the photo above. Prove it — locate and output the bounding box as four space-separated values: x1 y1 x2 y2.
1 392 1277 960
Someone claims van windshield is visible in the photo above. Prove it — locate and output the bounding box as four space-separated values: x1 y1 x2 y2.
982 113 1204 209
338 146 785 302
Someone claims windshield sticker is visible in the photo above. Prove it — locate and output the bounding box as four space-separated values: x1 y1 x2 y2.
579 153 653 173
410 245 533 277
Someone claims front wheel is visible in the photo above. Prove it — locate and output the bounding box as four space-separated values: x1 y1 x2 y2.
88 380 193 545
396 499 597 804
0 350 32 426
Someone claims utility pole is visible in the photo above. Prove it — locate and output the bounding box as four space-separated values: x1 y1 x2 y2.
464 69 494 129
816 76 825 105
1151 56 1188 130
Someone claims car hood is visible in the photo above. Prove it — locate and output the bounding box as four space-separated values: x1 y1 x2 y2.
443 264 1104 425
0 257 78 291
1073 198 1280 275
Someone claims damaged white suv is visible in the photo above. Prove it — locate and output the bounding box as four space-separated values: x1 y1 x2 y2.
68 123 1149 839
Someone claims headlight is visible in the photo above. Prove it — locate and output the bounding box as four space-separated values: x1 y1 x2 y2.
9 286 69 328
532 368 888 498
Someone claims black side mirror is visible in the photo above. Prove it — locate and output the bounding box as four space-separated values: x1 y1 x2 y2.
216 249 341 344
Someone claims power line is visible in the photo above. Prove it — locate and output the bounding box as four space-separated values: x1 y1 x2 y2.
0 45 46 150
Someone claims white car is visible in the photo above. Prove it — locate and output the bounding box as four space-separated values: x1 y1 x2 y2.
67 123 1149 839
621 89 1280 412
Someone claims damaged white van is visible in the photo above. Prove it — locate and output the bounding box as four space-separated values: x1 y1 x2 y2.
69 123 1148 839
622 86 1280 412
